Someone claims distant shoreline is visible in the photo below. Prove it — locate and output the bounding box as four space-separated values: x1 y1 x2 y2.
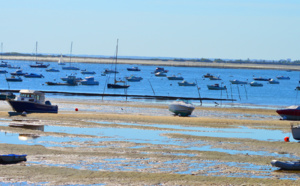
1 55 300 71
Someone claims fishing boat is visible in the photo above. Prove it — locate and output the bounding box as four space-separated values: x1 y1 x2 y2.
107 39 130 89
230 80 248 84
168 99 195 116
125 75 143 82
268 79 279 84
6 76 22 82
46 67 60 72
178 80 196 86
80 76 99 85
47 76 78 86
253 77 270 81
271 160 300 170
24 73 44 78
207 84 227 90
203 73 214 78
250 81 263 87
81 69 96 74
7 89 58 113
0 154 27 164
62 42 80 70
276 105 300 120
58 54 66 65
209 76 221 80
10 69 27 76
167 74 184 80
127 66 141 71
0 92 15 100
276 76 290 80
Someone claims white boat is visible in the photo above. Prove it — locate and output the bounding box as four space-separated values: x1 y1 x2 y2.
276 76 290 80
168 99 195 116
80 76 99 85
178 80 196 86
167 74 184 80
268 79 279 84
62 42 80 70
152 67 168 74
155 72 167 77
125 75 143 82
230 80 248 84
291 124 300 140
58 54 66 65
209 76 221 80
250 81 263 87
271 160 300 170
207 84 227 90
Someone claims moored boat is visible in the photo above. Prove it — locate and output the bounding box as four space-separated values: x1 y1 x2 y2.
167 74 184 80
6 76 22 82
125 75 143 82
24 73 44 78
207 84 226 90
80 76 99 85
10 69 27 76
250 81 263 87
155 71 167 77
276 76 290 80
30 62 49 68
276 105 300 120
268 79 279 84
0 69 7 74
127 66 141 71
178 80 196 86
209 76 221 80
203 73 214 78
7 89 58 113
253 77 270 81
81 69 96 74
46 68 60 72
230 80 248 84
169 99 195 116
152 67 168 74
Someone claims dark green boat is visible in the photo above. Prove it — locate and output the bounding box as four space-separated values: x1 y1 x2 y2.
0 92 16 100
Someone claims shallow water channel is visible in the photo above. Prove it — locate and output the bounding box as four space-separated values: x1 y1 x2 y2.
0 119 299 180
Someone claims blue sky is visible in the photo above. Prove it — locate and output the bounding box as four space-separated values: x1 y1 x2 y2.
1 0 300 60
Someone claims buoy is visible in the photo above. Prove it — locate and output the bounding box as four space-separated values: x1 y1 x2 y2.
75 108 78 111
284 136 289 142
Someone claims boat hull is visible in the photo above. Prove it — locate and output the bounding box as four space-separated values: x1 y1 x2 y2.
168 104 195 116
276 109 300 120
8 100 58 113
107 84 130 89
291 126 300 140
0 154 27 163
271 160 300 170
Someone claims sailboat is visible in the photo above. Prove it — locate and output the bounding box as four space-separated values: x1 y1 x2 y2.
62 42 80 70
30 42 50 68
58 54 66 65
107 39 130 89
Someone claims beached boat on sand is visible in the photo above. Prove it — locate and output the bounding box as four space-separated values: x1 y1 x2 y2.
0 154 27 164
169 99 195 116
276 105 300 120
271 160 300 170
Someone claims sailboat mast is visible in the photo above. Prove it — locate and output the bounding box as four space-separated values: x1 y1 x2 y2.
69 42 73 67
1 42 2 61
35 41 38 63
114 39 118 82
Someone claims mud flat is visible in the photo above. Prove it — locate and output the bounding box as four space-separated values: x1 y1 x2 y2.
2 55 300 70
0 99 298 185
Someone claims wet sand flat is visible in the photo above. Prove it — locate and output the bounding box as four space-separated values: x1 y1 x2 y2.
0 99 299 185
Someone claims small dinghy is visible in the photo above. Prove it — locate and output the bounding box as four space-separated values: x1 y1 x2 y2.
271 160 300 170
0 154 27 164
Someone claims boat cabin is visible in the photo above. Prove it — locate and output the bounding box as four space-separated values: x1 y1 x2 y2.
17 89 46 104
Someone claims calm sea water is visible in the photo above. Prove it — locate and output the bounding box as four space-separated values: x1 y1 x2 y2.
1 60 300 108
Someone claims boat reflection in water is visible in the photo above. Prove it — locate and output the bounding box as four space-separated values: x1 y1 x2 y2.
18 134 40 141
9 119 44 131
